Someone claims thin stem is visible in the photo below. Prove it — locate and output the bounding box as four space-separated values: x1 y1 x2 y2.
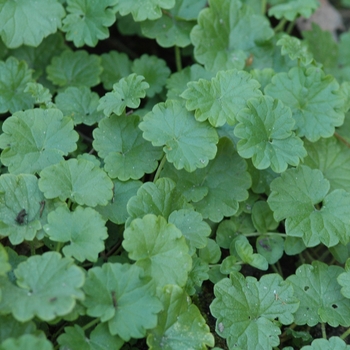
261 0 267 14
321 322 327 339
334 131 350 148
82 318 100 331
56 242 63 253
274 18 287 33
286 19 296 35
340 327 350 340
153 154 167 182
244 232 287 238
174 46 182 72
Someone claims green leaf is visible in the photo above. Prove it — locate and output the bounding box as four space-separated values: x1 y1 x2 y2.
24 82 52 106
126 177 192 224
268 0 319 21
303 137 350 192
162 138 251 222
191 0 274 72
0 174 45 245
0 315 37 343
337 263 350 299
55 86 104 125
123 214 192 288
235 95 306 172
147 285 215 349
47 50 102 88
256 234 284 265
0 57 34 114
93 114 162 180
95 179 142 224
0 334 53 350
114 0 175 21
100 51 132 90
301 337 350 350
131 54 170 97
97 74 149 116
44 206 107 262
168 209 211 255
210 272 299 349
198 238 221 264
185 255 209 295
0 252 84 322
57 324 124 350
139 100 218 172
38 158 113 207
276 34 313 66
265 66 345 142
181 69 262 127
251 200 279 233
62 0 117 47
0 245 11 276
0 0 65 48
268 165 350 247
82 262 162 341
287 261 350 327
0 108 78 174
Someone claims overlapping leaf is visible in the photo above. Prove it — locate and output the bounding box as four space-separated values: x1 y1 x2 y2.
287 261 350 327
268 0 319 21
93 114 162 180
210 272 299 349
301 337 350 350
265 66 345 141
181 69 262 127
190 0 274 72
0 252 84 322
234 95 306 172
38 158 113 207
268 165 350 247
123 214 192 288
0 334 53 350
82 263 162 341
0 315 37 343
139 100 218 172
0 108 78 174
162 138 251 222
0 0 65 48
98 74 149 116
62 0 117 47
147 285 214 349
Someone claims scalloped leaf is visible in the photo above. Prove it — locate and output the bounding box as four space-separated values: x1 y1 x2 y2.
268 0 319 21
38 158 113 207
0 108 78 174
301 337 350 350
0 334 53 350
139 100 218 172
234 95 306 172
181 69 262 127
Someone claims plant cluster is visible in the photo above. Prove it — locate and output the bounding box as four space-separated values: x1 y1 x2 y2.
1 0 350 349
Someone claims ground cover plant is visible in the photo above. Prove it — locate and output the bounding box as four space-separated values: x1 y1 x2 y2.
1 0 350 349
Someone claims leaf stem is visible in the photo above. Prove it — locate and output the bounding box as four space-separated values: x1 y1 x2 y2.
244 232 287 238
174 46 182 72
153 154 167 182
321 322 327 339
274 18 287 33
334 131 350 148
340 327 350 340
261 0 267 14
286 19 296 35
56 242 63 253
82 318 100 331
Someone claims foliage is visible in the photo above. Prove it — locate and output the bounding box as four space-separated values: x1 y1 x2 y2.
1 0 350 349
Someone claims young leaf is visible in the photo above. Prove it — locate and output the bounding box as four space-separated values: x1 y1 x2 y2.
44 206 108 262
97 74 149 117
24 82 52 106
0 314 37 343
131 54 170 97
0 57 34 114
301 337 350 350
147 285 215 349
181 69 262 127
234 95 306 172
114 0 175 21
82 262 162 341
256 235 284 265
210 272 299 349
337 261 350 299
162 138 251 222
0 108 78 174
190 0 274 72
92 114 162 180
0 334 53 350
287 261 350 327
0 0 65 48
123 214 192 288
303 137 350 192
268 165 350 247
139 100 218 172
0 245 10 276
265 66 345 142
0 252 84 322
198 238 221 264
47 50 102 88
38 158 113 207
268 0 319 21
55 86 104 126
0 174 45 245
185 255 209 295
62 0 117 47
251 200 279 234
100 51 132 90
